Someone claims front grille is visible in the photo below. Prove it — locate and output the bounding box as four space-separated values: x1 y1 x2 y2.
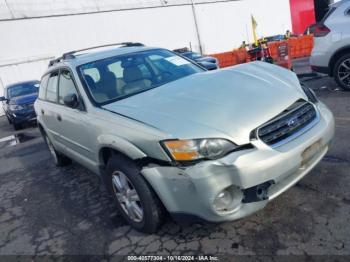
23 103 34 110
256 100 317 146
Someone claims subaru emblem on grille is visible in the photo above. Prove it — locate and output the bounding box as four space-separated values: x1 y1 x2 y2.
287 117 298 127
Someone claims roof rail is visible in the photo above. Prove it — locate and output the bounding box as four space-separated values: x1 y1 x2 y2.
62 42 145 59
48 42 145 67
48 57 64 67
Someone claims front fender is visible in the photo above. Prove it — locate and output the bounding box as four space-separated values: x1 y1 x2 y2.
97 134 147 160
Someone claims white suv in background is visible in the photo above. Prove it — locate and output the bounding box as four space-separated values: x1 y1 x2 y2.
310 0 350 90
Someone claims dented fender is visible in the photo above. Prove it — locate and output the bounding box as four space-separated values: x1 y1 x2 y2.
97 134 147 160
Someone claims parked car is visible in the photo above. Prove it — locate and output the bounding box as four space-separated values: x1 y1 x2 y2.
0 80 40 130
310 0 350 90
174 49 219 70
35 42 334 233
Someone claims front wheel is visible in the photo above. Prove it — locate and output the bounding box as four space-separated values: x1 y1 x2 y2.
333 54 350 91
105 154 164 233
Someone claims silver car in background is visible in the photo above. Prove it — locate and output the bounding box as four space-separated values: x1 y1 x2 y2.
35 43 334 233
310 0 350 90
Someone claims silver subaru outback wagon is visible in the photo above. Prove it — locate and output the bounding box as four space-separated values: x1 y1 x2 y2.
35 42 335 233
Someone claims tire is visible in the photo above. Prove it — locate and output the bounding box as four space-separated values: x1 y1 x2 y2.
105 153 164 233
333 53 350 91
13 123 22 130
7 117 12 124
44 134 71 166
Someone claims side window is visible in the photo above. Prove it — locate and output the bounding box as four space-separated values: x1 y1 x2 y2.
46 71 59 102
58 69 78 105
38 74 49 100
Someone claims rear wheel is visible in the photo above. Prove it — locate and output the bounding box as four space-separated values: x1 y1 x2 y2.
334 54 350 91
44 134 71 166
105 154 164 233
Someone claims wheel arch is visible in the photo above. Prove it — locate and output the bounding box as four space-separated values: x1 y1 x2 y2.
97 134 147 168
329 45 350 76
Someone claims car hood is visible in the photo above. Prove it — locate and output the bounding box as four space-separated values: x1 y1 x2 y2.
103 62 306 145
10 93 38 105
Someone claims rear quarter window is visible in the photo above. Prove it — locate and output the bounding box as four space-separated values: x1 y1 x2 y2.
46 71 59 102
38 74 49 100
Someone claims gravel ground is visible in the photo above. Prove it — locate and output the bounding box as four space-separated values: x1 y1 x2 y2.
0 70 349 260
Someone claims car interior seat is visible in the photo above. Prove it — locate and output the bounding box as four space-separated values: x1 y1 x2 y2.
122 65 151 95
97 70 119 99
83 74 108 103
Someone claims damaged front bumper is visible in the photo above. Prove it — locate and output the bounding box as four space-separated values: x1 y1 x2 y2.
141 102 335 222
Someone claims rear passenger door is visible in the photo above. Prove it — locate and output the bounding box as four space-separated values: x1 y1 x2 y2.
55 68 95 168
39 71 63 148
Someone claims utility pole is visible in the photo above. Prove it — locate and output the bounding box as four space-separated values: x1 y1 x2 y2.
190 0 203 54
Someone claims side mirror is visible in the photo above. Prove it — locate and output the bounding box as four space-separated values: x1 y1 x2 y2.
63 94 79 109
0 96 6 102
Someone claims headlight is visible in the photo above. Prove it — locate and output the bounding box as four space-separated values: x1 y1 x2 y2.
161 138 237 161
301 83 318 103
9 105 24 111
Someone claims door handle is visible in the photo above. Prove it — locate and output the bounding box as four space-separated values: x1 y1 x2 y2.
41 109 45 115
57 115 62 122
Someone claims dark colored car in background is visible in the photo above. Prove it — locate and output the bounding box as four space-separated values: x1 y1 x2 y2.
174 48 219 70
0 80 40 130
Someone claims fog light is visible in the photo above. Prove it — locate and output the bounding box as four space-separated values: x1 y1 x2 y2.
212 186 243 214
213 190 233 212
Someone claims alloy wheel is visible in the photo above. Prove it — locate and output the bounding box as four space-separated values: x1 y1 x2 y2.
338 58 350 88
111 171 144 223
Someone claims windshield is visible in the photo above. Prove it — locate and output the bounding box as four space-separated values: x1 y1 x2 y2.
78 49 204 104
7 82 39 98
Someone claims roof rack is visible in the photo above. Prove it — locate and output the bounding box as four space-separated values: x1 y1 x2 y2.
48 42 145 67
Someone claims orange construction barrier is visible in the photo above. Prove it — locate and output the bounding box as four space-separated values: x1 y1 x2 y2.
287 37 299 59
267 35 314 60
210 48 248 68
288 35 314 59
210 52 238 68
210 35 313 69
234 48 248 64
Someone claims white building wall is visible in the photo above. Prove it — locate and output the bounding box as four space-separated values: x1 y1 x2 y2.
0 0 292 116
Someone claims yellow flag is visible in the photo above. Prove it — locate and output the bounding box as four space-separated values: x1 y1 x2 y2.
251 15 258 46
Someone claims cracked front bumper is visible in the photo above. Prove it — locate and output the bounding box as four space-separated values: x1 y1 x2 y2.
142 102 335 222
